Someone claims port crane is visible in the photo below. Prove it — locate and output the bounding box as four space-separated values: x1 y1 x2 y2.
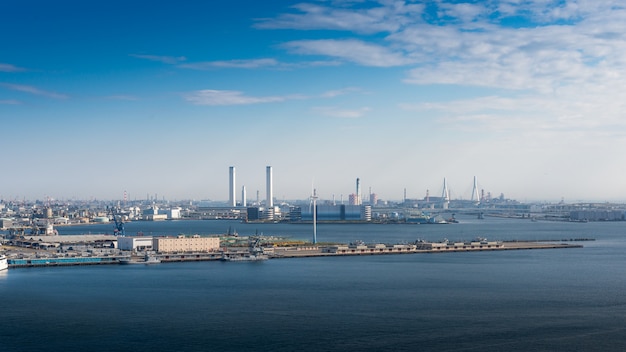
248 236 263 255
108 206 125 237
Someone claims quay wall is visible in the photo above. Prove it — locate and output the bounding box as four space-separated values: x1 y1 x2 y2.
271 242 582 258
9 256 121 268
6 242 583 268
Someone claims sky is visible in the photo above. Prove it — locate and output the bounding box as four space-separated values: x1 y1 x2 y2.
2 0 626 203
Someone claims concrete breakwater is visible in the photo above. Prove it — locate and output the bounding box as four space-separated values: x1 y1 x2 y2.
6 241 583 268
271 241 582 259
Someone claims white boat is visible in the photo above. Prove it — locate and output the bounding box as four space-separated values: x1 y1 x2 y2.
0 254 8 271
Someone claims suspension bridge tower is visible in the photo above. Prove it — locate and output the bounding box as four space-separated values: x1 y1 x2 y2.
471 176 480 205
441 178 450 209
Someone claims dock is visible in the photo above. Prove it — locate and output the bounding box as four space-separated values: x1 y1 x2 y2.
270 241 582 259
5 241 583 268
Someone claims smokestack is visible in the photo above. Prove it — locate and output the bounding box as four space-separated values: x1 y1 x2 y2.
228 166 236 207
356 178 361 205
241 185 247 207
266 166 273 208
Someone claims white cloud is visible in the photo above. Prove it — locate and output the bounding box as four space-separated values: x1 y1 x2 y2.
176 58 343 70
284 39 412 67
0 63 26 72
437 2 487 23
0 83 68 99
179 58 280 70
184 90 291 106
105 95 139 101
184 86 360 106
261 0 626 96
313 106 371 118
255 1 424 34
130 54 187 64
320 87 362 98
0 99 21 105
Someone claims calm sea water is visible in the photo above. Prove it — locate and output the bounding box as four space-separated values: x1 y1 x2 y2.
2 217 626 351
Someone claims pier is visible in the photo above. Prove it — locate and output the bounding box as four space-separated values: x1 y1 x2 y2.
270 241 582 259
5 241 582 268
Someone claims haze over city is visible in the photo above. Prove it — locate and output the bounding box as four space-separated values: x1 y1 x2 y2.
2 0 626 202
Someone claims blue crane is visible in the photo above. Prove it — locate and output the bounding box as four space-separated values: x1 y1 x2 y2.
108 206 125 237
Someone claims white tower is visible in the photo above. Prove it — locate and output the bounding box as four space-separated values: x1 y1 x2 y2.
471 176 480 205
266 166 273 208
241 185 247 207
228 166 236 207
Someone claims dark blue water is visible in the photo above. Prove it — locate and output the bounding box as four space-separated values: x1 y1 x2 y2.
2 218 626 351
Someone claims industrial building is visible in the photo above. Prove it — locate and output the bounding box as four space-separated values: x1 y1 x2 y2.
292 204 372 222
569 210 624 221
14 235 117 249
152 235 220 253
118 236 154 251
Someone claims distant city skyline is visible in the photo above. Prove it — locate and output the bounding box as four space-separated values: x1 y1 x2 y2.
3 1 626 202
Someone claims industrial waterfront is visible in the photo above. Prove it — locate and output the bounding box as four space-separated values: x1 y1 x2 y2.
1 215 590 269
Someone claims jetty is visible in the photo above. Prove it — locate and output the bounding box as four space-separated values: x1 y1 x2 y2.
4 240 583 268
269 240 582 259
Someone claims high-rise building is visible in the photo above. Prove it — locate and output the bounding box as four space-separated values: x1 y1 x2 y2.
241 185 247 207
228 166 236 207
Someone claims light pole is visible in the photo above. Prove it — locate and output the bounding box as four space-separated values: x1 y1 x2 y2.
312 189 318 244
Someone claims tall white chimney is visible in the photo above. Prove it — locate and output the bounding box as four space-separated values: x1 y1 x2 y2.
228 166 236 207
266 166 273 208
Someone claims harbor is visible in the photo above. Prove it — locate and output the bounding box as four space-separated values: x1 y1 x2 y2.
2 217 622 352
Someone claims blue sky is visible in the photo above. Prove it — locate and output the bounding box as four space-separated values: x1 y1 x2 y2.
2 0 626 203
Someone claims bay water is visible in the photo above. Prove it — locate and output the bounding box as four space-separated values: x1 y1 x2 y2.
2 217 626 351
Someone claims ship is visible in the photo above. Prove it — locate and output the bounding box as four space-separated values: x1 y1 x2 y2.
406 213 449 224
0 254 8 271
221 235 268 262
